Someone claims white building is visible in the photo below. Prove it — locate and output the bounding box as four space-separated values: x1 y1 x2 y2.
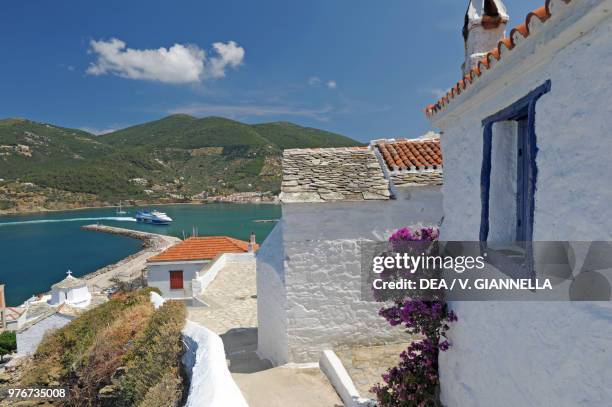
147 236 257 299
48 271 91 308
257 142 443 365
426 0 612 405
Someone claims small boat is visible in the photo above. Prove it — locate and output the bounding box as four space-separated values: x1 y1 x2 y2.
135 210 173 225
117 201 128 215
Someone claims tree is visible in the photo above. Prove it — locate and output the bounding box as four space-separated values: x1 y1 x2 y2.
0 331 16 361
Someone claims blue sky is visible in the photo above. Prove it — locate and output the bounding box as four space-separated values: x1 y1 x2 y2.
0 0 540 142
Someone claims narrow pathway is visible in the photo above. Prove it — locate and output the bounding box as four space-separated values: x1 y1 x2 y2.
187 258 342 407
336 342 413 398
187 257 258 334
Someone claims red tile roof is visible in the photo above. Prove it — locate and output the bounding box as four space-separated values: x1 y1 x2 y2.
147 236 257 263
425 0 564 118
375 139 442 171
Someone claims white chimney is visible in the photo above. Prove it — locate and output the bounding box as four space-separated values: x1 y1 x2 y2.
248 233 256 253
462 0 509 76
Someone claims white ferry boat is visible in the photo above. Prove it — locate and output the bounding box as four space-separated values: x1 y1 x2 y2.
135 210 173 225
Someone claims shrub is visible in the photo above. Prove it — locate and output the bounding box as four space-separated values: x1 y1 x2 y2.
118 300 187 406
21 289 153 386
68 303 154 405
0 331 17 361
18 289 187 407
138 371 183 407
371 227 457 407
0 200 15 210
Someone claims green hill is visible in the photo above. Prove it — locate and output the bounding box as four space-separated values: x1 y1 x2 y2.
0 115 363 213
101 115 271 149
252 121 360 149
100 115 359 150
0 118 112 175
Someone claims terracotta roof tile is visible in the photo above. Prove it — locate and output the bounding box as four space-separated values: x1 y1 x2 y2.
147 236 257 263
425 0 566 118
375 139 443 171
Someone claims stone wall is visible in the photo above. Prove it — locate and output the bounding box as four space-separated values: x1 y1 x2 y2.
280 147 390 203
284 238 406 363
391 170 443 187
257 186 444 365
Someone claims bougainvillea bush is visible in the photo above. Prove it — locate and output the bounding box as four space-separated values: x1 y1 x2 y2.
371 227 457 407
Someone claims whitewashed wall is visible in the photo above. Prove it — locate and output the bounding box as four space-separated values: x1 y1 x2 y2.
193 253 255 296
182 320 248 407
432 2 612 405
284 238 406 363
147 261 206 299
256 221 289 365
257 186 443 364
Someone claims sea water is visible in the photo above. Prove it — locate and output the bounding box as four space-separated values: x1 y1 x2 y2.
0 203 280 305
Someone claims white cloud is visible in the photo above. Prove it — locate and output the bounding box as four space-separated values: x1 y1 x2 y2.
86 38 244 84
308 76 321 86
308 77 337 89
206 41 245 79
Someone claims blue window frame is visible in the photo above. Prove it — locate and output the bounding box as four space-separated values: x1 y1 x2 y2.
479 80 551 242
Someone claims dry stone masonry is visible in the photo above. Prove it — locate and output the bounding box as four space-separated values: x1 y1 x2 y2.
390 171 443 187
280 147 391 203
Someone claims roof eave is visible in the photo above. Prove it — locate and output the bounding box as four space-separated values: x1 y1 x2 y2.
425 0 573 120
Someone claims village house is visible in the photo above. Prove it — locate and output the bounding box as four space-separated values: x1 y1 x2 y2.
257 140 443 365
426 0 612 405
146 235 257 299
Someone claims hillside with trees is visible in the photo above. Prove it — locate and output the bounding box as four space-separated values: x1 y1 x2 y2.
0 116 362 213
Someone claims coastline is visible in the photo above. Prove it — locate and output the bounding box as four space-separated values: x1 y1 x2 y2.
78 224 181 291
10 225 180 311
0 198 279 217
4 204 280 307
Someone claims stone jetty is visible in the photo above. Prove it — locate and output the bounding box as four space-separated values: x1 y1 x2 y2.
79 225 181 290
